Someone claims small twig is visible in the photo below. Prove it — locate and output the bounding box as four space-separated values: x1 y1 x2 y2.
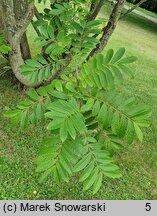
120 0 147 19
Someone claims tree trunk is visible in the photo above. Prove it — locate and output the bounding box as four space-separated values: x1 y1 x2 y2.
2 0 34 86
13 0 31 60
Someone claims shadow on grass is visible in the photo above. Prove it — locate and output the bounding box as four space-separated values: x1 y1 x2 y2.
121 12 157 34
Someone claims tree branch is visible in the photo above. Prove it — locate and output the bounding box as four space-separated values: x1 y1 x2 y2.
13 0 31 60
120 0 147 19
87 0 126 59
40 1 126 86
87 0 105 21
15 2 34 39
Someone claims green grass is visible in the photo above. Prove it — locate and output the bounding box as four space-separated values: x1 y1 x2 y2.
0 3 157 200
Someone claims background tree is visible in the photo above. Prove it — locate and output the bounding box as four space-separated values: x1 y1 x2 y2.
120 0 147 18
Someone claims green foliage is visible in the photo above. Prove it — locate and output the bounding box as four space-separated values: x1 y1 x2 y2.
78 48 136 89
4 0 151 194
22 0 103 86
46 99 87 141
4 47 151 193
20 55 52 85
81 89 150 143
0 35 11 55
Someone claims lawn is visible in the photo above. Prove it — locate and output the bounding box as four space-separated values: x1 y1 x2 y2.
0 3 157 200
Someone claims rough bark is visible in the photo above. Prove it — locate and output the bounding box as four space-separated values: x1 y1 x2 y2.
120 0 147 19
88 0 126 59
13 0 31 60
2 0 34 86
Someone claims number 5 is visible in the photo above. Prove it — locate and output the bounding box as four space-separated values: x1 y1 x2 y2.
145 203 151 211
